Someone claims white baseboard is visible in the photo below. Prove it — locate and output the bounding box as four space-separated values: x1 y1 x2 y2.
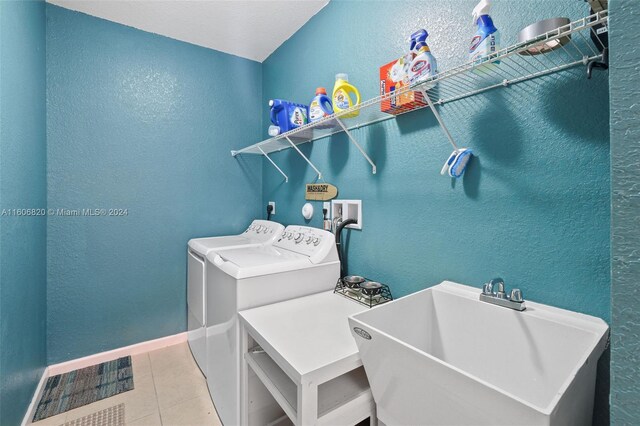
48 332 187 376
21 366 49 426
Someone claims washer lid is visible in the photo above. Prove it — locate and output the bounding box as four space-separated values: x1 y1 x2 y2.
188 235 252 255
209 245 320 279
216 245 306 269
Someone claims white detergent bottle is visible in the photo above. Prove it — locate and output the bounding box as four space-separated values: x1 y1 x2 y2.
469 0 500 67
408 29 438 86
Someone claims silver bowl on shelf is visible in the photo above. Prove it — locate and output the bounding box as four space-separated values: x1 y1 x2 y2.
518 17 571 55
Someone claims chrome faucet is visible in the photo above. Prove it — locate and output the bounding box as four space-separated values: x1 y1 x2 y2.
480 278 526 311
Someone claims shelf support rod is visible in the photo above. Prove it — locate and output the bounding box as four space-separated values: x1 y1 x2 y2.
335 118 377 174
258 146 288 183
284 135 322 179
420 89 459 151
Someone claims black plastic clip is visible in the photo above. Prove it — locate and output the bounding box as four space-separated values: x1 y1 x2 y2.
587 47 608 79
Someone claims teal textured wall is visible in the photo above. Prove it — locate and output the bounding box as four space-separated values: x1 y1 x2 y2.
610 0 640 423
46 5 263 363
261 1 610 421
0 0 48 424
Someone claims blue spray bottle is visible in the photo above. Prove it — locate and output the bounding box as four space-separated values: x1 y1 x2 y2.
408 29 438 86
469 0 500 66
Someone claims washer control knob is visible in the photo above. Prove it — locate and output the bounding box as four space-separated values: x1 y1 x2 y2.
313 237 320 246
305 236 313 244
294 233 304 243
287 232 294 240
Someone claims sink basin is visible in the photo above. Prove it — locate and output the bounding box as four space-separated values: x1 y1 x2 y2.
348 281 608 426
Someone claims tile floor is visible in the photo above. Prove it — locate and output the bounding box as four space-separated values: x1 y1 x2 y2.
29 343 222 426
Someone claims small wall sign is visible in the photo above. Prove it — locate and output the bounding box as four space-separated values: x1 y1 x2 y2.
305 183 338 201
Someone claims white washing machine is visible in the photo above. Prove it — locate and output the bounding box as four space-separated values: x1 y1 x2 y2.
187 219 284 377
205 225 340 426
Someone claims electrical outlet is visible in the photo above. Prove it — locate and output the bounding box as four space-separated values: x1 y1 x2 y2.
268 201 276 215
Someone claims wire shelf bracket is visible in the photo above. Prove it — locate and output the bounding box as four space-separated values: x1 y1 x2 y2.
335 118 377 174
258 146 288 183
419 89 459 151
285 135 323 180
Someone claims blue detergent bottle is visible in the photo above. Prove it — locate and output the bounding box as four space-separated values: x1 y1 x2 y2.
309 87 333 123
469 0 500 66
269 99 308 135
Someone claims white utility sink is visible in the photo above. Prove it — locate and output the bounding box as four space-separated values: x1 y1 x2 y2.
349 281 608 426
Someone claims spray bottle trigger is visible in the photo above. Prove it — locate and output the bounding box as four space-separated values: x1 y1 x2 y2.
409 29 428 52
472 0 492 24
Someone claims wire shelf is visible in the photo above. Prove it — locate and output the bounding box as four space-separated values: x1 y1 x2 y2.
232 10 608 179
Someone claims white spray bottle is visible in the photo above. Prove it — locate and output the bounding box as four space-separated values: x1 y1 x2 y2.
469 0 500 66
408 29 438 86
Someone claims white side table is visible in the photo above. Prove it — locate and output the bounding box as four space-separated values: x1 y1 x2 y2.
239 291 376 426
